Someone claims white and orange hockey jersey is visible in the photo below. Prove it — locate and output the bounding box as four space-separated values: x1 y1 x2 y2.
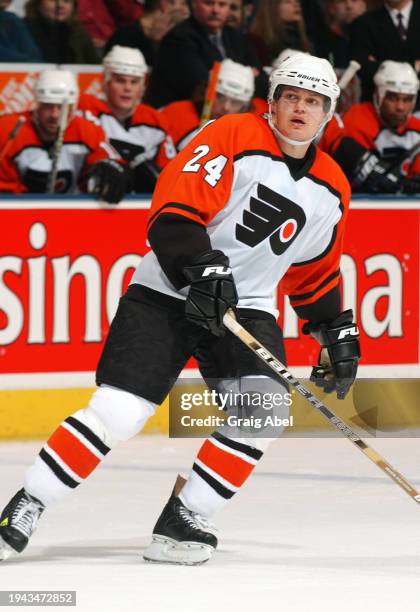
78 94 176 170
341 102 420 174
131 112 351 317
0 111 119 194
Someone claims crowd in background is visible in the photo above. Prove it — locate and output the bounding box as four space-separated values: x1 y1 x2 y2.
0 0 420 197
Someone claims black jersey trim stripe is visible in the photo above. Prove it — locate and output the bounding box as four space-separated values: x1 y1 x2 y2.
234 149 284 163
192 463 235 499
291 224 339 267
65 416 110 456
147 202 202 226
39 448 79 489
289 269 341 302
211 431 263 461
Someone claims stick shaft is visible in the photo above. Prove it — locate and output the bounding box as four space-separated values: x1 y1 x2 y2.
338 60 361 90
46 100 69 194
200 61 222 127
223 309 420 505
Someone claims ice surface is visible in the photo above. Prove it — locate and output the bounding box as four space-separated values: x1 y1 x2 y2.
0 435 419 612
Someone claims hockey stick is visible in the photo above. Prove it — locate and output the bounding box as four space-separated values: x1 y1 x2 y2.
337 60 361 91
0 116 25 162
200 61 222 127
223 309 420 506
46 100 69 194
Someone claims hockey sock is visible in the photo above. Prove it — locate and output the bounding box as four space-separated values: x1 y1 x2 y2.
179 431 264 517
23 386 156 506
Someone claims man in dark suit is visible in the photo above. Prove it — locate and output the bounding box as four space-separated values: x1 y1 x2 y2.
144 0 267 108
350 0 420 101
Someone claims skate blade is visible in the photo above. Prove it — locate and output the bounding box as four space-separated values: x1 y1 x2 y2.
0 537 18 562
143 535 214 566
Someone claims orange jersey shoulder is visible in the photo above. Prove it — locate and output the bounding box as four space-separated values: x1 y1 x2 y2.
342 102 380 150
160 100 199 149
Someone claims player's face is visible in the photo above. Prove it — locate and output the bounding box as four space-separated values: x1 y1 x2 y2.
272 86 328 142
211 92 248 118
105 74 144 116
40 0 74 22
35 103 70 140
278 0 302 23
192 0 230 32
380 91 415 129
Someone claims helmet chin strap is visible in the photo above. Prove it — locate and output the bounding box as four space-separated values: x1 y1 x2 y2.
267 103 330 147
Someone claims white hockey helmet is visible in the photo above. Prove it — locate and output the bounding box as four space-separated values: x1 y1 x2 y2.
272 48 309 70
215 59 255 102
268 54 340 119
34 69 79 105
373 60 419 107
103 45 148 80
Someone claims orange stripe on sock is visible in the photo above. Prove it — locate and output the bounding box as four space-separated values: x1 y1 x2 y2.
48 426 100 479
197 440 255 487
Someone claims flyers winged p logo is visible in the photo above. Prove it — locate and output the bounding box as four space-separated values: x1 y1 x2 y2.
236 184 306 255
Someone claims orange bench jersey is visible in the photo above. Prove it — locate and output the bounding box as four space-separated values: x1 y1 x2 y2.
0 111 119 194
131 113 350 317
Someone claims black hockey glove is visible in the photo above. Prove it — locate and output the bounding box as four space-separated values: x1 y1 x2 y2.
183 250 238 337
302 310 360 400
402 174 420 194
87 160 127 204
352 151 400 194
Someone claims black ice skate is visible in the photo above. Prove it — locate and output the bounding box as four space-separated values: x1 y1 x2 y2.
143 491 218 566
0 488 45 560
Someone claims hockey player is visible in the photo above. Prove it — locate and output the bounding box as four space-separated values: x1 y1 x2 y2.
0 69 126 203
78 45 176 193
333 60 420 193
160 58 255 151
0 54 360 565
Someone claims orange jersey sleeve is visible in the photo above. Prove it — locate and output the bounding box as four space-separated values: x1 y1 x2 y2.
280 149 351 307
0 112 34 194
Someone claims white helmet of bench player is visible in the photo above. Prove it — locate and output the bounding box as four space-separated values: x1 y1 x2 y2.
373 60 419 109
34 69 79 105
267 54 340 146
216 59 255 103
103 45 148 80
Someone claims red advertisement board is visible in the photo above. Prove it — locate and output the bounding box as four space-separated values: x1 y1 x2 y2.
0 202 419 381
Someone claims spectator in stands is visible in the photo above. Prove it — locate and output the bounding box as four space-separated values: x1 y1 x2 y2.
145 0 267 108
78 45 176 193
333 60 420 193
227 0 245 28
0 0 42 61
25 0 99 64
104 0 189 69
325 0 366 68
78 1 143 53
161 58 254 151
350 0 420 101
78 0 116 52
0 69 126 202
299 0 331 59
107 0 143 29
248 0 312 67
